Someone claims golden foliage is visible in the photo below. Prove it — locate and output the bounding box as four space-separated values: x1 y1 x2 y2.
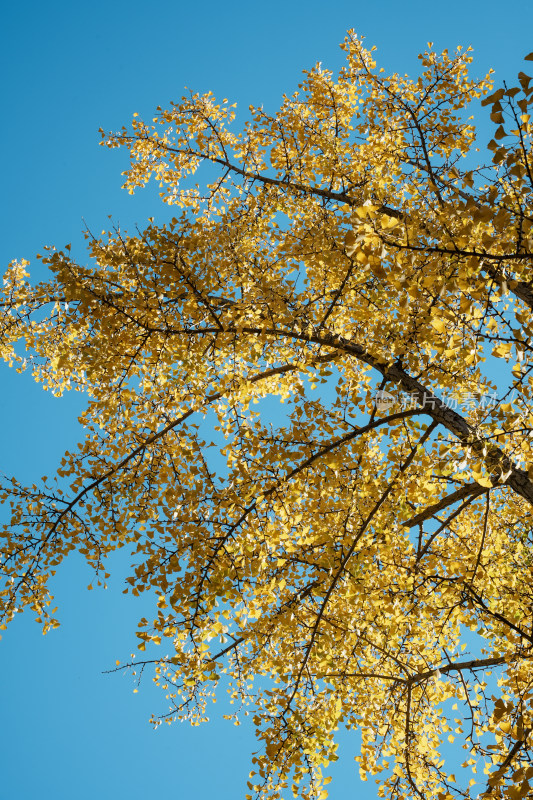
2 32 533 800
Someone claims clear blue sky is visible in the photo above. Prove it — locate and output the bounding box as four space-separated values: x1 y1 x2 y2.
1 1 532 798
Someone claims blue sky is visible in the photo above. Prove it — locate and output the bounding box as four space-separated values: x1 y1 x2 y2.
1 1 532 798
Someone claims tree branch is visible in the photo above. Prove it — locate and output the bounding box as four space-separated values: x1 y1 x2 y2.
403 483 486 528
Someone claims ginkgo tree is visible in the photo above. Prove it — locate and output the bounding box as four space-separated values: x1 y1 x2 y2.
2 30 533 800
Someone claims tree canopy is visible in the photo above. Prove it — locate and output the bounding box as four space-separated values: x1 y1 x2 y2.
2 31 533 800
